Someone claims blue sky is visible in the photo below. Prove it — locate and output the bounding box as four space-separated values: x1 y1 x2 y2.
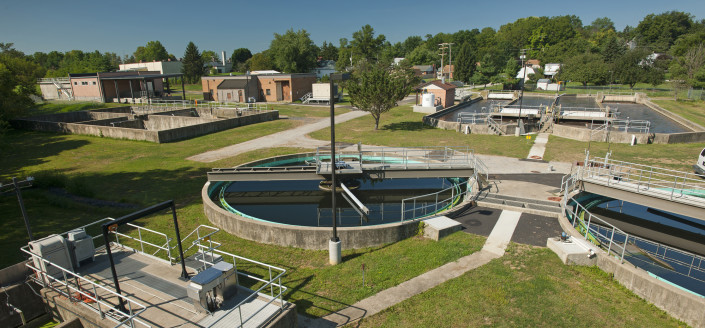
1 0 703 58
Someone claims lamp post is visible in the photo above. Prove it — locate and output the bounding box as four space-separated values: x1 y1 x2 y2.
1 177 35 241
328 72 350 265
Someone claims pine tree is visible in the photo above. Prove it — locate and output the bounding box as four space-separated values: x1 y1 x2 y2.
181 42 203 84
454 43 476 84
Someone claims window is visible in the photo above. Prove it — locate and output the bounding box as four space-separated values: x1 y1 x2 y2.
74 82 77 85
92 82 96 85
81 82 88 85
266 89 271 96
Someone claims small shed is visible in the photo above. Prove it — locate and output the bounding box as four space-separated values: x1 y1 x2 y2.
414 80 457 108
537 79 551 90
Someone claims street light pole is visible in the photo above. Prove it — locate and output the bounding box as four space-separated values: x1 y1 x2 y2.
328 73 349 265
1 177 35 241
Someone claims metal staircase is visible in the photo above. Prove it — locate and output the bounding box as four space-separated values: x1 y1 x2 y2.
300 92 312 104
51 78 73 100
486 117 505 135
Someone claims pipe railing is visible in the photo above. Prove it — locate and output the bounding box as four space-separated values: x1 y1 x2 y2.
563 169 705 289
400 180 466 221
581 155 705 202
20 247 150 328
193 244 287 328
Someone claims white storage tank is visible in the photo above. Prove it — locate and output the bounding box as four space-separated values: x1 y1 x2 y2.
422 93 435 107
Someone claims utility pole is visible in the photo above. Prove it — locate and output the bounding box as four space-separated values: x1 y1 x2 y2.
1 177 35 241
518 49 527 129
438 43 454 82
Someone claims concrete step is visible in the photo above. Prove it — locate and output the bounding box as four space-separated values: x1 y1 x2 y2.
482 193 561 208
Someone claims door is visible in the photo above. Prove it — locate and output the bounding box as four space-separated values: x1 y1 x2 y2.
276 82 283 101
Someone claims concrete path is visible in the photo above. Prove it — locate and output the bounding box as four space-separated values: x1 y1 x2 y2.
299 209 523 327
526 133 550 160
187 110 369 163
482 210 522 256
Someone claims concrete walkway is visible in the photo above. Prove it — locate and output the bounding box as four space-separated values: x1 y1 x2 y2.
299 209 523 327
187 110 369 163
526 132 550 160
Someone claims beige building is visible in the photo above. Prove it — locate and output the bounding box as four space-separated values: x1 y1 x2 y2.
38 71 184 103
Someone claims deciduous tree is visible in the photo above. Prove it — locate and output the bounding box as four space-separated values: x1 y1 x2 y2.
269 28 317 73
347 62 418 130
133 41 169 62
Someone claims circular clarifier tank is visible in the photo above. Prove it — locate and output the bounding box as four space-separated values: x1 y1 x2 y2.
202 153 471 250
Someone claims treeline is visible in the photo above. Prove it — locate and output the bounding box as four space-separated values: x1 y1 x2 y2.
235 11 704 90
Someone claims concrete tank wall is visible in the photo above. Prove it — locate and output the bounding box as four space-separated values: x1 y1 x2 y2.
203 182 421 250
551 124 652 144
558 194 705 328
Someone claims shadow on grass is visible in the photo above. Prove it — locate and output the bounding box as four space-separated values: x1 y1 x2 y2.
381 121 432 131
0 131 91 179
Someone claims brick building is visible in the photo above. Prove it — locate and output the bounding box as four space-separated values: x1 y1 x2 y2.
414 80 457 108
201 73 316 102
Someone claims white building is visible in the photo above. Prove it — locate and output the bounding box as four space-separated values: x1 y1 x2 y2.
516 67 536 82
544 63 561 78
119 60 182 74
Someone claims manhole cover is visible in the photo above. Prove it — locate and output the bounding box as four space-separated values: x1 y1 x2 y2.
548 196 562 202
531 170 541 173
530 155 542 159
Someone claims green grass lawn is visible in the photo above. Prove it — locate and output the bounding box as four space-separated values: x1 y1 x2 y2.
652 99 705 128
543 135 703 172
309 105 535 158
355 245 686 328
268 104 350 118
0 119 485 318
26 101 126 116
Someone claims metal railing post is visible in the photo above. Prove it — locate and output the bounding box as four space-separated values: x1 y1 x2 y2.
621 234 629 262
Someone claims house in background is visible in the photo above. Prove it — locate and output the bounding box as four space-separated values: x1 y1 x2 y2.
544 63 561 78
413 65 435 79
313 60 336 79
393 58 405 65
439 65 454 80
526 59 541 69
516 66 536 82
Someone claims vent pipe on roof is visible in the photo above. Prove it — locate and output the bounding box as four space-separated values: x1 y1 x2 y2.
221 51 226 66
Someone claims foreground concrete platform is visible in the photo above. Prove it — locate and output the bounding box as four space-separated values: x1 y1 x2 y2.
546 237 597 266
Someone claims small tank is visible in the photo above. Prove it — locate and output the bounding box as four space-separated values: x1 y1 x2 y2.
422 93 435 107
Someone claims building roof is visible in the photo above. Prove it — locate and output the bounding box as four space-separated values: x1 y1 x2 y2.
217 79 250 89
537 79 551 83
415 80 457 91
69 71 183 80
413 65 434 73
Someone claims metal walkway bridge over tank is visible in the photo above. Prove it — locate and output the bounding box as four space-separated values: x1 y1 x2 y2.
572 152 705 220
207 146 489 183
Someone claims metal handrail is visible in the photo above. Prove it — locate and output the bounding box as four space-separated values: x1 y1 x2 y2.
400 180 465 221
193 244 287 328
113 223 174 263
582 155 705 202
563 170 705 288
21 247 150 328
